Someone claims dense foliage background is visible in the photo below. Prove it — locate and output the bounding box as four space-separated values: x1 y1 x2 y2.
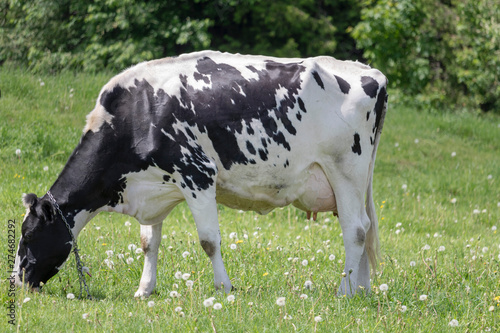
1 0 498 113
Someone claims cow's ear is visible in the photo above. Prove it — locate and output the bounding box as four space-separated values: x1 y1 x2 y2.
40 200 54 222
22 193 38 209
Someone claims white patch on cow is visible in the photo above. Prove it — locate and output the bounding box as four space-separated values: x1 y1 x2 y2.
274 86 290 106
161 128 175 141
83 104 114 133
105 167 185 225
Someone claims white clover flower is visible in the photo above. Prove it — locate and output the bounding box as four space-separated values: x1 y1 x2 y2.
23 297 31 303
128 244 137 251
438 246 445 252
329 254 336 261
126 257 134 265
148 301 155 308
314 315 322 322
182 251 190 258
299 294 308 300
182 273 191 280
203 298 214 307
213 303 222 310
301 259 308 267
169 291 179 298
82 313 89 319
379 284 388 292
419 294 428 301
304 280 313 289
230 243 237 250
448 319 459 327
276 297 286 307
67 293 75 300
175 307 183 313
105 250 114 258
227 295 235 302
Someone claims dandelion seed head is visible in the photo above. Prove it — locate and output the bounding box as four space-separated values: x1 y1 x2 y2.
43 166 49 172
126 257 134 264
301 259 308 267
169 291 179 298
128 244 137 251
23 297 31 303
182 251 190 258
419 294 428 301
300 294 308 300
379 284 388 292
401 305 407 312
304 280 313 289
227 295 235 302
329 254 336 261
203 298 214 307
448 319 459 327
174 271 182 279
438 246 445 252
213 303 222 310
148 301 155 307
182 273 191 280
276 297 286 307
175 306 182 313
67 293 75 300
82 313 89 319
314 315 322 322
230 243 237 250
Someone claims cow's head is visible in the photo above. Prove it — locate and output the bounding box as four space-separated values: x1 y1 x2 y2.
14 193 72 289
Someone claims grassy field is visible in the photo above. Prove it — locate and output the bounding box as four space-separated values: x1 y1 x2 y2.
1 67 499 332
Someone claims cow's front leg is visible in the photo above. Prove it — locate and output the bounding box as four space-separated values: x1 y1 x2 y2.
134 222 163 298
186 189 232 293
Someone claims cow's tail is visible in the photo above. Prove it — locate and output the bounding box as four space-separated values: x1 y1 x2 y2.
365 81 388 276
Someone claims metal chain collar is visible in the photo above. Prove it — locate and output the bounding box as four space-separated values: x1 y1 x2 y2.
47 191 91 299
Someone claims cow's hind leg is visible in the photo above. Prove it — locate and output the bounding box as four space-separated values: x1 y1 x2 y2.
134 222 163 298
185 189 232 293
334 180 372 296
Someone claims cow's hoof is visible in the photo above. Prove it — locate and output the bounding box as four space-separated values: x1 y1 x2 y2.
134 289 152 298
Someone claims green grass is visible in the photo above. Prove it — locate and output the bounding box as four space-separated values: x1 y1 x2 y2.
1 67 499 332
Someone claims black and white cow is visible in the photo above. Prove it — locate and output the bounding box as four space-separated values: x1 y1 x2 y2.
14 51 387 297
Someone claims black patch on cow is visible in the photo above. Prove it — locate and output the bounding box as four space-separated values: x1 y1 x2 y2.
163 175 171 182
258 149 268 161
297 97 307 113
361 76 379 98
366 111 370 121
312 71 325 90
296 112 302 121
356 227 366 245
334 75 351 94
373 86 386 135
246 141 256 155
352 133 362 155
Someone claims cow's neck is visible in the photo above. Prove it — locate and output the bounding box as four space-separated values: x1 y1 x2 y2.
47 125 144 236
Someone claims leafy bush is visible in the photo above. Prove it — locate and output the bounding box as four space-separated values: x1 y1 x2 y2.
352 0 500 113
